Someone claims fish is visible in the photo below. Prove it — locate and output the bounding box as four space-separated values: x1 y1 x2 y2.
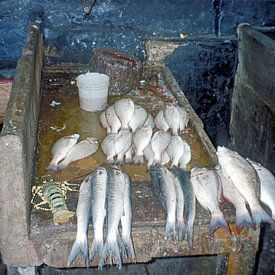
115 129 132 164
105 105 121 133
166 135 184 167
144 143 154 169
164 105 181 135
143 113 155 129
160 151 170 166
215 165 253 233
114 98 135 129
176 106 189 131
154 109 169 132
68 174 92 267
150 130 171 165
120 173 136 261
46 134 79 171
100 111 111 134
99 167 126 270
247 159 275 221
150 166 177 238
191 167 230 234
128 105 148 132
125 145 134 164
57 138 99 170
172 167 195 245
217 146 272 227
133 126 153 164
179 140 191 169
101 133 118 163
90 167 107 261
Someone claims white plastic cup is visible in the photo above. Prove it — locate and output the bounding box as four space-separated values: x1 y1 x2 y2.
76 72 110 111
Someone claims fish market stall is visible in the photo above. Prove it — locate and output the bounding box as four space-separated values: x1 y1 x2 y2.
0 23 261 274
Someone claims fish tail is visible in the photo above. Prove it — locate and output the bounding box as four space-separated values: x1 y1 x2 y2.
46 160 58 171
67 235 89 267
209 209 230 234
185 223 194 246
99 239 122 270
56 160 68 171
176 221 186 241
165 220 176 239
134 155 144 164
235 210 253 233
122 235 136 262
89 238 103 261
251 205 272 227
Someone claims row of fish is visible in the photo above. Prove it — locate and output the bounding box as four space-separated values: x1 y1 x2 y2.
150 165 196 245
68 167 135 269
46 134 99 171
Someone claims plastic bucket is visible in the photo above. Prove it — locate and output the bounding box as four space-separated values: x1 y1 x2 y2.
76 72 110 111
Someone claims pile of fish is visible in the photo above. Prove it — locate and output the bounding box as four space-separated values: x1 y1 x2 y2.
190 146 275 234
100 98 191 169
68 166 135 269
150 165 196 245
46 134 99 171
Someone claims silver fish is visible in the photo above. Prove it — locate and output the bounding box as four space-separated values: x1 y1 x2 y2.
101 133 118 163
129 105 148 132
151 130 171 165
133 126 153 164
164 105 181 135
247 159 275 221
150 166 177 238
143 113 155 129
90 167 107 261
215 165 253 233
114 98 135 129
217 146 272 227
167 136 184 167
144 143 154 169
154 109 169 132
99 167 126 270
68 174 92 267
121 173 136 261
191 167 229 234
57 138 99 170
100 111 111 134
172 167 195 246
115 129 132 164
46 134 79 171
179 140 191 169
105 105 121 133
176 106 189 131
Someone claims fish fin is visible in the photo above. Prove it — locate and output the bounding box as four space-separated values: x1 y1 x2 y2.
176 221 186 241
89 238 103 261
235 210 253 233
209 210 230 234
121 235 136 262
251 206 272 227
134 155 144 164
67 235 89 267
46 160 58 171
165 221 176 239
99 239 122 270
185 223 194 247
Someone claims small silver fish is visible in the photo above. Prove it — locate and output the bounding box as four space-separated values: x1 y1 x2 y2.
47 134 79 171
154 109 169 132
164 105 181 135
151 130 171 165
167 136 185 167
101 133 118 163
179 140 191 169
143 113 155 129
133 126 153 164
114 98 135 129
105 105 121 133
90 167 107 261
115 129 132 164
191 167 229 234
100 111 111 134
68 175 92 267
129 105 148 132
57 138 99 170
217 146 272 227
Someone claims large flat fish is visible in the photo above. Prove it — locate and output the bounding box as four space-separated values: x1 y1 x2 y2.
115 129 132 164
179 140 191 169
46 134 79 171
150 166 177 239
172 167 195 245
143 113 155 129
114 98 135 129
105 105 121 133
129 105 148 132
154 109 169 132
167 135 184 167
144 143 154 169
90 167 107 261
99 167 126 270
100 111 111 134
68 174 92 267
247 159 275 221
191 167 229 234
217 146 272 227
57 138 99 170
164 105 181 135
101 133 118 163
215 165 253 233
176 106 189 131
